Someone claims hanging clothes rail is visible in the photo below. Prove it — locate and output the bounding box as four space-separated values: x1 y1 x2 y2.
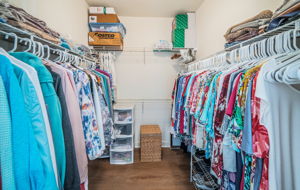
0 22 99 66
187 18 300 72
171 18 300 190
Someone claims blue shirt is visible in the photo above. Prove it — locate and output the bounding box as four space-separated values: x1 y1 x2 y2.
0 54 42 190
199 72 221 158
10 52 66 188
174 76 185 133
0 75 16 190
13 63 58 190
241 78 254 154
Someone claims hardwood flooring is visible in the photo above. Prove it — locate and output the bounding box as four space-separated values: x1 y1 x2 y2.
88 148 194 190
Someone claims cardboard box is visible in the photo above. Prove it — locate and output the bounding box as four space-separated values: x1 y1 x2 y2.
88 32 123 50
89 23 126 38
89 7 116 14
89 14 120 23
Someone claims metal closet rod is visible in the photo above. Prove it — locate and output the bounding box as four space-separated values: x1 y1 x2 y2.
0 22 98 65
187 18 300 68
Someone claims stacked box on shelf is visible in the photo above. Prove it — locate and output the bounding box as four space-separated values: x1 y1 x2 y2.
172 28 185 48
172 14 188 48
172 13 197 49
172 14 188 30
88 6 125 51
110 105 135 165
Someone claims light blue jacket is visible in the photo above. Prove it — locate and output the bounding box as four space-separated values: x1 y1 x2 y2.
13 63 58 190
0 54 42 190
10 52 66 188
0 75 16 190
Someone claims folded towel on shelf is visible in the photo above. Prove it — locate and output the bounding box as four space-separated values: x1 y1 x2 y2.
224 41 241 49
230 18 270 33
273 0 300 19
234 29 259 42
225 27 259 43
224 10 273 37
258 24 269 34
8 20 60 44
267 10 300 31
0 2 60 40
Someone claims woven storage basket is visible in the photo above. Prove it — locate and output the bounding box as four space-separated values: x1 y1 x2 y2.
140 125 162 162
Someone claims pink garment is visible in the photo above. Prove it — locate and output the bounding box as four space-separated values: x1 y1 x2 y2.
251 73 269 190
225 73 242 116
46 62 88 183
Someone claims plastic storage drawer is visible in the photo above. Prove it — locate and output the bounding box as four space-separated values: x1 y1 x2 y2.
114 109 133 123
111 137 133 150
114 123 133 136
110 151 133 164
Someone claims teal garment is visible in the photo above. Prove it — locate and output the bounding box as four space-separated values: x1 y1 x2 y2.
0 75 16 190
101 75 113 115
183 74 196 109
10 52 66 188
199 72 221 158
93 71 112 114
13 64 58 190
0 54 42 190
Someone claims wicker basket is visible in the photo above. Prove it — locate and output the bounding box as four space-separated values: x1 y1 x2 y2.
140 125 162 162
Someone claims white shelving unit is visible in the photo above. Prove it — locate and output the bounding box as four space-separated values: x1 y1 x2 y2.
110 104 135 165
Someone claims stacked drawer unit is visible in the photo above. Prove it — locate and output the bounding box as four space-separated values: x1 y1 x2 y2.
110 105 135 164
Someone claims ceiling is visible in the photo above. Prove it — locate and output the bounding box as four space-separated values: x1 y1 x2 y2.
86 0 204 17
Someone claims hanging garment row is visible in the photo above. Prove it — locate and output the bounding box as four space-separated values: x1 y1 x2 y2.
0 36 114 190
171 29 300 190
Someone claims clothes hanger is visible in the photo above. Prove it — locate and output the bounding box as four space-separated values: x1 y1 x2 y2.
71 55 76 65
36 42 44 58
24 38 32 52
39 43 45 59
34 41 40 57
55 50 63 63
266 30 299 82
7 33 18 52
43 45 50 60
281 30 300 84
273 31 296 82
18 37 31 52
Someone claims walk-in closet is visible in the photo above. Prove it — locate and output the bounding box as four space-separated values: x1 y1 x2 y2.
0 0 300 190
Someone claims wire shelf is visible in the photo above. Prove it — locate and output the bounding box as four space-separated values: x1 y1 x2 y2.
225 18 300 51
192 157 219 190
186 18 300 69
0 22 97 62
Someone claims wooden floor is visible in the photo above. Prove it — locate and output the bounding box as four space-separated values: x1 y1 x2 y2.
88 148 194 190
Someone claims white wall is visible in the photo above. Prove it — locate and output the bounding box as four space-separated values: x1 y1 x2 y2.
196 0 283 59
116 16 181 147
4 0 89 45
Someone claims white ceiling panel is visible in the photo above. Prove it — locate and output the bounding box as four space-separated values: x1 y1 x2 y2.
86 0 203 17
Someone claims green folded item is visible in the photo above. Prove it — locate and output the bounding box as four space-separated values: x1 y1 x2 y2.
172 29 185 48
174 14 188 29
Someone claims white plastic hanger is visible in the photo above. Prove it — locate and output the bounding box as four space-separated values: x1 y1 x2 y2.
43 45 50 60
7 33 18 52
267 30 299 82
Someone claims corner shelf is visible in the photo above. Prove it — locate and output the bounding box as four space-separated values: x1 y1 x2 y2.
153 47 194 53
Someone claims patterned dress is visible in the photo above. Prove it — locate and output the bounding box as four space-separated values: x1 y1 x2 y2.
73 68 102 160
